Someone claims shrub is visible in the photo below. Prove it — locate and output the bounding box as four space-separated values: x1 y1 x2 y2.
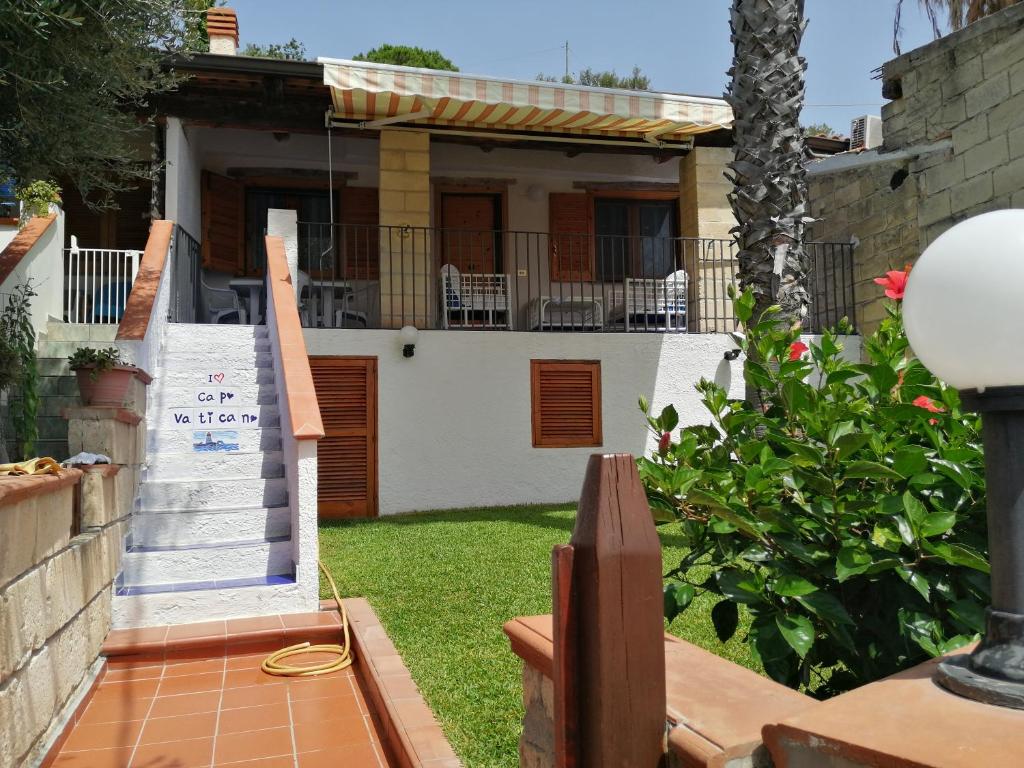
15 180 61 220
639 281 989 695
0 282 39 459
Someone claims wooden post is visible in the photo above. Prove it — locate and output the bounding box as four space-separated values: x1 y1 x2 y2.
553 453 667 766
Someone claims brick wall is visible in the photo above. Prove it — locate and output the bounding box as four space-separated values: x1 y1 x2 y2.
809 3 1024 334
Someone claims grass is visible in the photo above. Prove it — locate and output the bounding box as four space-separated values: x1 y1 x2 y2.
319 504 757 768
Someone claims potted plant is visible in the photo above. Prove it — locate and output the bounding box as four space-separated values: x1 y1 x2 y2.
68 347 137 407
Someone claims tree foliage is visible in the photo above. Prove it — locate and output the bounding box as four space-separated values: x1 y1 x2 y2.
0 0 212 207
537 66 651 90
895 0 1022 53
804 123 838 137
241 38 308 61
0 282 39 461
353 45 458 71
640 284 989 695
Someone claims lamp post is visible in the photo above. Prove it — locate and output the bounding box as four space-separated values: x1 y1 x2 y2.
904 209 1024 708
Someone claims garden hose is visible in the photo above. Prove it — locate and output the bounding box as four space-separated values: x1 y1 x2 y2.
261 560 354 677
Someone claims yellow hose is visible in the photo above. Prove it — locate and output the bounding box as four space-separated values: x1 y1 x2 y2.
261 561 353 677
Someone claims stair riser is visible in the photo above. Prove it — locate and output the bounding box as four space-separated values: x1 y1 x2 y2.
131 507 291 547
145 452 285 480
112 582 311 628
139 478 288 510
147 428 282 454
150 405 281 432
164 324 268 343
154 367 276 388
44 322 119 343
150 384 278 409
122 541 293 585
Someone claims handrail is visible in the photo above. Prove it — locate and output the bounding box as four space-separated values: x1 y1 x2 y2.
0 215 57 290
265 234 325 440
116 220 174 341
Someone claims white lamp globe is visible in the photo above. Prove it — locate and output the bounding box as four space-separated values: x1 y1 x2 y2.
399 325 418 346
903 209 1024 390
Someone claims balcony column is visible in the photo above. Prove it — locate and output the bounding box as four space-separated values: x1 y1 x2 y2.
378 129 431 329
679 147 736 332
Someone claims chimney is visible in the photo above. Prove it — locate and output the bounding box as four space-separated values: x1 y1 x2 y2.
207 7 239 56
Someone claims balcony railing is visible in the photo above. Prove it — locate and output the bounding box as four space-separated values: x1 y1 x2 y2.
295 223 856 334
63 243 141 324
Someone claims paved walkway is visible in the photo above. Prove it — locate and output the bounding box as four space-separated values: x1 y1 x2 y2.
47 647 391 767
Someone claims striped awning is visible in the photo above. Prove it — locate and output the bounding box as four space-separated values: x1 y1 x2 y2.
320 58 732 147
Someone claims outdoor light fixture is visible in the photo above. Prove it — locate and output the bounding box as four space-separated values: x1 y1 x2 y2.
904 209 1024 709
399 325 418 358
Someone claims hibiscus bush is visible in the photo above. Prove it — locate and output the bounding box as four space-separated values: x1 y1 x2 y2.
639 273 990 695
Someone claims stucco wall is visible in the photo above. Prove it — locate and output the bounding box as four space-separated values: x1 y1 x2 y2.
302 329 860 515
164 117 202 239
0 213 66 340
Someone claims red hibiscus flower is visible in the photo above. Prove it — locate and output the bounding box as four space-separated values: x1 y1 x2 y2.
788 341 809 361
658 432 671 456
874 269 910 300
913 395 945 424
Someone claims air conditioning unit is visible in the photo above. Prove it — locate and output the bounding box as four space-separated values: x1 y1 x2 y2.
850 115 883 150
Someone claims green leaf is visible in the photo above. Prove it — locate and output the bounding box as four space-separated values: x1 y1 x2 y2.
774 574 818 597
920 511 956 538
717 570 764 604
776 614 815 658
871 523 904 552
922 541 990 573
834 432 871 461
897 567 930 601
902 492 928 531
827 420 857 446
893 515 916 546
660 404 679 432
711 599 740 642
844 461 905 481
796 591 855 625
948 599 986 634
892 446 929 478
836 545 872 582
663 583 695 622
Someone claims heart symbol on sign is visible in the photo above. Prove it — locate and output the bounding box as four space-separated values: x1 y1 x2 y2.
213 373 225 383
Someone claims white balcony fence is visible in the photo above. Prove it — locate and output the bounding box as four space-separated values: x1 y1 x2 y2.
63 237 141 324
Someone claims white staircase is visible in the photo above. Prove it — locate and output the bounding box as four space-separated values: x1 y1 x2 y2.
113 324 308 627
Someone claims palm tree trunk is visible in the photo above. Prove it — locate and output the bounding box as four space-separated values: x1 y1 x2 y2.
726 0 811 403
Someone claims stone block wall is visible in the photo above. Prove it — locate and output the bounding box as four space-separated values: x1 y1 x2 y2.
0 469 127 768
808 3 1024 336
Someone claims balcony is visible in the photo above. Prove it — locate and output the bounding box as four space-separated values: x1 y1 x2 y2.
293 223 856 334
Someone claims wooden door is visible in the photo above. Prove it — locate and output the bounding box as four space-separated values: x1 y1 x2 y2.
440 194 498 274
201 171 244 274
310 357 378 518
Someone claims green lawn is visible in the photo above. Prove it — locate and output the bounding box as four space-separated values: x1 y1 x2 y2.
319 504 756 768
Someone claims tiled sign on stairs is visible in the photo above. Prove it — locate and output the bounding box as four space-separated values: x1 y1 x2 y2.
113 323 306 627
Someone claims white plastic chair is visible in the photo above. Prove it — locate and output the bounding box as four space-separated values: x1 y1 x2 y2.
200 270 247 325
625 269 688 332
439 264 511 329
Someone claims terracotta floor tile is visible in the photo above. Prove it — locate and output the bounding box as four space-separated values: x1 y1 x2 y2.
95 678 162 700
299 743 382 768
163 657 225 677
226 615 285 635
213 757 294 768
105 651 166 668
292 717 370 753
157 670 224 697
287 677 354 701
223 667 287 689
102 665 164 683
225 637 288 656
51 746 135 768
138 710 218 744
61 720 144 752
165 643 227 663
281 612 341 629
166 620 226 642
216 702 290 735
213 726 293 764
105 626 169 646
289 694 363 725
78 696 154 725
220 683 289 710
226 652 274 671
148 690 222 719
130 736 214 767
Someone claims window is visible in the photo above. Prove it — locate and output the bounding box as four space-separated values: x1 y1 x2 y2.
594 198 678 281
530 360 602 448
0 180 18 224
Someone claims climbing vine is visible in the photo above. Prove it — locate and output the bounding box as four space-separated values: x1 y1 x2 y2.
0 282 39 459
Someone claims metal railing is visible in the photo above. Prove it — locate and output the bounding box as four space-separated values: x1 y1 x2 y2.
295 223 856 334
171 225 202 323
63 243 141 324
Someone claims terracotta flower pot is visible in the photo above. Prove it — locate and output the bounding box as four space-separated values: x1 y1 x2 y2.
74 365 138 407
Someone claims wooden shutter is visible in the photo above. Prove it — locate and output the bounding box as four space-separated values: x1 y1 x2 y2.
201 171 244 274
311 357 378 518
339 187 379 280
531 360 602 448
549 193 594 282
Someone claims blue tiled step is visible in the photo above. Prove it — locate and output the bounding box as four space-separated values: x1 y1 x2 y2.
126 535 290 553
116 572 296 597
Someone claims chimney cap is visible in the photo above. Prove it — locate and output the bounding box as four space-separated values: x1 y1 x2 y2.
206 7 239 47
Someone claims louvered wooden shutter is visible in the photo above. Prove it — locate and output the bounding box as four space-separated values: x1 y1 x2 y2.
311 357 378 518
201 171 244 274
340 187 380 280
549 193 594 282
531 360 602 448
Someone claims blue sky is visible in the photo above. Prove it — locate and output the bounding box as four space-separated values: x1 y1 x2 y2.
230 0 939 135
